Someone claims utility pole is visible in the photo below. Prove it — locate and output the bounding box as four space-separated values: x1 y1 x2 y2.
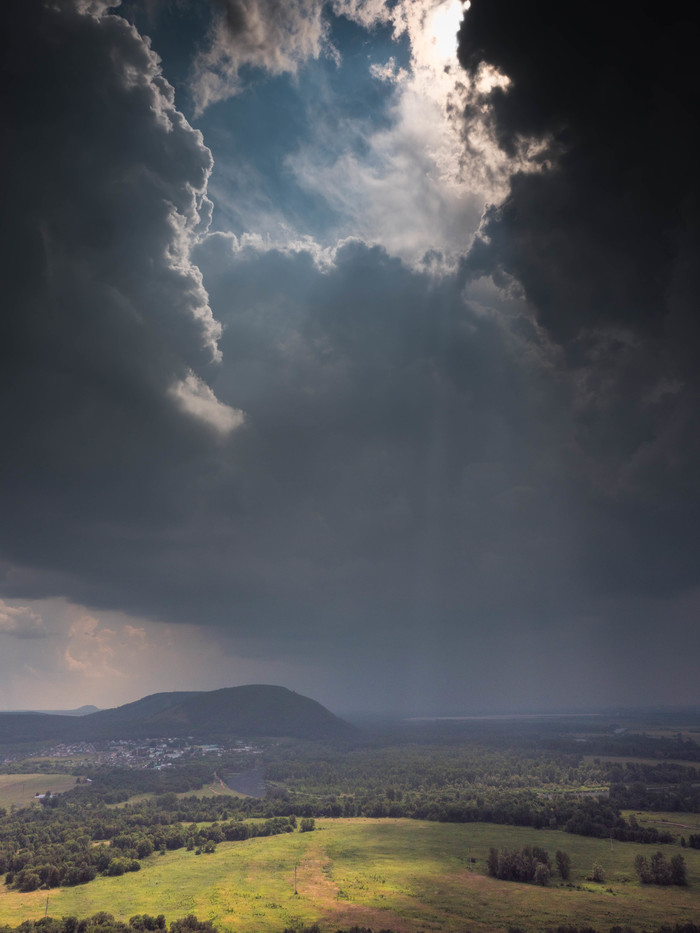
294 863 298 895
45 895 49 918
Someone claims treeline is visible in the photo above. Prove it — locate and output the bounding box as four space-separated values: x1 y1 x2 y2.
0 802 301 892
563 732 700 763
5 920 700 933
262 742 605 795
0 914 216 933
258 741 694 841
260 787 674 845
605 762 700 786
610 781 700 814
634 851 687 885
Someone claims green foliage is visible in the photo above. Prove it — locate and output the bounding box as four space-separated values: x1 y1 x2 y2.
3 921 700 933
0 914 214 933
486 845 551 884
634 850 687 885
0 795 296 891
556 849 572 880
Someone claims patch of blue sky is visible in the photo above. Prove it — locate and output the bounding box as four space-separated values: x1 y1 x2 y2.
200 13 410 241
118 2 412 243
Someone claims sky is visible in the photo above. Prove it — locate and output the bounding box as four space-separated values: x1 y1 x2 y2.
0 0 698 716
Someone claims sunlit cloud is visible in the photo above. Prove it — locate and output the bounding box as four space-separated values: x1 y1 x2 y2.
0 600 49 640
192 0 332 112
169 370 245 434
287 0 524 267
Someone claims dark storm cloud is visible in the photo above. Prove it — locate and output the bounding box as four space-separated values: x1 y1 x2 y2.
0 0 239 582
0 1 571 669
3 0 699 713
457 0 700 599
186 235 580 642
458 0 698 341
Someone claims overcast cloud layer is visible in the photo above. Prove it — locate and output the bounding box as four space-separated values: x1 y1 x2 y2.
0 0 698 715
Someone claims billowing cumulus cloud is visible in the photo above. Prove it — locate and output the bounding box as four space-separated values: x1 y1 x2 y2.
170 371 245 433
192 0 331 111
286 0 517 267
0 0 242 594
191 0 512 267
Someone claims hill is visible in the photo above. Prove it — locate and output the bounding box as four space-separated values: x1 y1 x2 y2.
0 685 354 744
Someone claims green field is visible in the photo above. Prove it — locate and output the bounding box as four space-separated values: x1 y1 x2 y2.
109 780 245 809
0 774 77 809
622 809 700 834
1 819 700 932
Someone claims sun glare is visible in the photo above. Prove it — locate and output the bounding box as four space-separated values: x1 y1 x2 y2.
426 0 465 63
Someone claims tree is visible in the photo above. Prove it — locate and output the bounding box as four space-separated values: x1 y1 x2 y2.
670 854 687 886
38 863 61 888
635 854 652 884
591 862 605 883
555 850 571 880
16 870 41 892
487 848 499 877
651 850 672 885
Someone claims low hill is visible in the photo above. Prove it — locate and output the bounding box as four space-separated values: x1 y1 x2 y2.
84 691 201 728
146 685 354 739
38 705 100 717
0 685 354 744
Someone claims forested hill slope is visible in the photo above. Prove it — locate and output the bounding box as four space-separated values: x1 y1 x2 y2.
0 685 355 743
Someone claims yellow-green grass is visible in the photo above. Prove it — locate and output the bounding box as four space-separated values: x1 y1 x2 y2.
179 781 244 799
622 810 700 833
109 782 245 809
0 774 77 808
2 819 700 933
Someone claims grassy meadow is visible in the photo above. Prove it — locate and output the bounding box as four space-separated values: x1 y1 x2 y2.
0 774 77 809
1 819 700 933
622 809 700 835
109 780 245 809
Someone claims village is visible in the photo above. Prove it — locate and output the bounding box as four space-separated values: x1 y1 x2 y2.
29 737 262 771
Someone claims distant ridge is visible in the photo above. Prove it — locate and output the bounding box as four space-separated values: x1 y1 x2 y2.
0 705 100 717
0 685 355 743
